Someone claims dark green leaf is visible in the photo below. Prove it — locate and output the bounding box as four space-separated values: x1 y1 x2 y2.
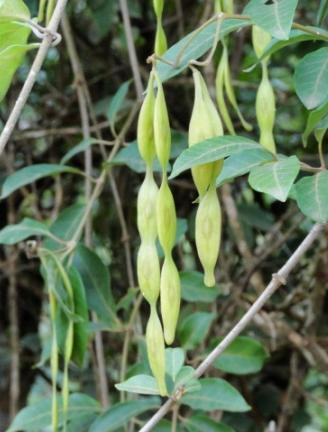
294 171 328 222
185 415 235 432
180 271 220 303
170 136 261 179
212 336 268 375
0 164 83 200
89 398 160 432
107 80 130 127
182 378 250 412
61 138 99 164
178 312 215 350
244 0 299 40
248 156 300 202
294 48 328 110
317 0 328 25
115 375 160 395
0 218 51 245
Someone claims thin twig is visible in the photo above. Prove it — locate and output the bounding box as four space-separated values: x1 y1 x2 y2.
0 0 68 156
139 223 325 432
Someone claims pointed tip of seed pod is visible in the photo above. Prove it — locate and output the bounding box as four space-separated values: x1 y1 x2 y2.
204 272 216 287
164 331 174 346
158 380 168 397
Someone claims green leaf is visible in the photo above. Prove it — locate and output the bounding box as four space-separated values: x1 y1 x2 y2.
302 101 328 146
174 366 201 394
216 148 274 186
185 415 235 432
248 156 300 202
112 141 162 173
107 80 130 127
73 244 118 327
157 19 249 83
0 163 83 199
165 348 185 381
244 0 299 40
212 336 268 375
0 0 30 21
89 398 160 432
178 312 215 350
294 47 328 110
7 393 100 432
294 171 328 222
115 375 160 395
61 138 99 164
318 0 328 25
0 21 30 51
0 218 51 244
170 136 261 179
182 378 250 412
180 271 220 303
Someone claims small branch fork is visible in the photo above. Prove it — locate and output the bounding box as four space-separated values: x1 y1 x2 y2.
0 0 69 156
140 223 326 432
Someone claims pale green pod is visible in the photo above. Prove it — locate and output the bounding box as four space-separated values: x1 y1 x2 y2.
256 65 276 154
137 169 158 240
252 25 271 60
146 306 167 396
153 0 164 18
154 78 171 168
222 0 234 14
195 186 222 287
160 256 180 345
189 68 224 196
214 0 223 12
154 21 167 56
137 74 156 165
137 242 160 304
156 177 176 255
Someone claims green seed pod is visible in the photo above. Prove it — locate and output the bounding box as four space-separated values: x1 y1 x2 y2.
256 66 276 154
189 68 224 197
214 0 223 12
195 185 222 287
252 25 271 60
154 21 168 56
154 78 171 168
137 242 160 304
153 0 164 17
160 256 180 345
137 74 156 166
137 169 158 240
146 306 167 396
156 177 176 255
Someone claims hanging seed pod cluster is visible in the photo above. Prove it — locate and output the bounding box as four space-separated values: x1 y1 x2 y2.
252 25 277 154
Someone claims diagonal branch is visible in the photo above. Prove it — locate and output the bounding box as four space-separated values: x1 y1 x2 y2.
140 223 326 432
0 0 68 156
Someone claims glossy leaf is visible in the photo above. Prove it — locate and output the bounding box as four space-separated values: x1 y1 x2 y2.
216 148 274 186
182 378 250 412
248 156 300 202
170 136 261 179
0 218 52 245
294 47 328 110
294 171 328 222
212 336 268 375
178 312 215 350
185 415 235 432
244 0 299 40
89 398 160 432
0 164 83 199
165 348 185 381
115 375 160 395
180 271 220 303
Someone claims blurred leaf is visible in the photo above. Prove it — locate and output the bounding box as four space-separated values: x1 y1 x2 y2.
294 172 328 222
0 164 83 199
178 312 215 350
8 393 100 432
170 136 261 179
248 156 300 202
238 202 274 231
244 0 298 40
212 336 268 375
317 0 328 25
61 138 99 164
112 141 162 173
157 19 249 83
107 80 130 128
180 271 220 303
294 48 328 110
302 101 328 146
185 415 235 432
0 0 30 20
89 398 160 432
217 148 274 186
0 218 51 244
182 378 251 412
115 375 160 395
73 244 119 326
165 348 185 381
